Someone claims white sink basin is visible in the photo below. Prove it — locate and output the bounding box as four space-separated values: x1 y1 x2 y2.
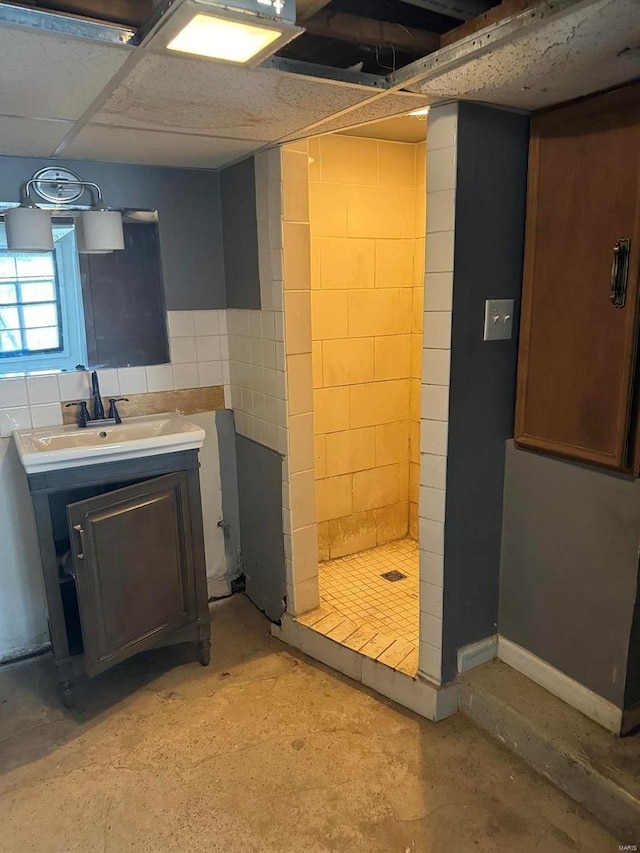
13 413 206 474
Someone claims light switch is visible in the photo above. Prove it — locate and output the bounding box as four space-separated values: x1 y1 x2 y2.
483 299 514 341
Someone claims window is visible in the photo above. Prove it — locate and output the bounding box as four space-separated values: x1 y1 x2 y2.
0 225 87 374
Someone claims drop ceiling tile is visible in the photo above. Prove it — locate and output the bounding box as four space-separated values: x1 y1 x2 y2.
0 115 75 156
0 25 132 121
91 53 377 141
62 124 260 168
403 0 640 110
283 91 432 140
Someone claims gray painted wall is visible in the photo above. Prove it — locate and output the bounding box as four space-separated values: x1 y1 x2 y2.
235 434 285 623
500 443 640 707
441 104 530 683
221 157 261 310
0 155 225 310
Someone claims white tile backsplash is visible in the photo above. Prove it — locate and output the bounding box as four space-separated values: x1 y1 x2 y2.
0 406 31 437
167 310 195 337
58 371 90 401
26 375 59 405
195 335 222 362
146 364 173 392
170 336 197 364
0 377 28 408
425 231 455 274
426 189 456 233
30 403 63 428
424 272 454 312
172 362 199 390
423 311 452 350
193 310 220 336
117 367 148 395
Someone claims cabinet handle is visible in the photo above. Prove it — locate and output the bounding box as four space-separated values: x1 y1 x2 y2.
610 238 631 308
72 524 85 561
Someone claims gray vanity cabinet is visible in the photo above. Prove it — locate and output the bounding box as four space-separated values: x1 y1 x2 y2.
28 451 211 707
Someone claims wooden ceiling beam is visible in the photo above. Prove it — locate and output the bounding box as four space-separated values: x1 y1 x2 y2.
303 11 440 55
296 0 332 23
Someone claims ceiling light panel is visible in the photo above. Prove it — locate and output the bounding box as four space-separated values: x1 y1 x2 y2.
145 0 302 68
0 25 132 121
89 53 377 142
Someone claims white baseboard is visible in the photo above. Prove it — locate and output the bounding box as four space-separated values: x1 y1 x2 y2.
457 635 498 673
273 615 458 722
497 635 623 735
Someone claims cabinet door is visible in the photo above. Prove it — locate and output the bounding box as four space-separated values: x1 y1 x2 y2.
67 473 197 677
515 84 640 470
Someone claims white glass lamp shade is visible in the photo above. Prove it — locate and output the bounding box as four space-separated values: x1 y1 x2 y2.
5 206 53 251
75 216 113 254
80 209 125 252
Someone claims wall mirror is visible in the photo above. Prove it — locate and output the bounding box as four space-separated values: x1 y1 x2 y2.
0 209 169 377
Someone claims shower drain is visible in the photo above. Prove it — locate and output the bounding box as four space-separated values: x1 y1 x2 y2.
380 570 407 582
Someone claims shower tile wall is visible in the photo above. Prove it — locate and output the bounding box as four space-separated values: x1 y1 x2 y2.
309 134 426 561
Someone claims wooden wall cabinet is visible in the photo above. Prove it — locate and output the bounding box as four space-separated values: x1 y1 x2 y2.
515 83 640 471
28 451 211 707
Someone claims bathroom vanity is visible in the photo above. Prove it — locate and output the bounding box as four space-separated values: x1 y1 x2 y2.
14 415 211 707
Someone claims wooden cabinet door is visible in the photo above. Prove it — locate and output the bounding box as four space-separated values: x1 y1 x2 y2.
67 473 197 677
515 84 640 470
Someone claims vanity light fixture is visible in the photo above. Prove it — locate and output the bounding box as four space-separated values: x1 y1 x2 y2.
152 0 302 67
5 168 124 254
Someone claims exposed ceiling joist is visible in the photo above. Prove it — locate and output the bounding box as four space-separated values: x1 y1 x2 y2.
296 0 332 23
304 11 440 55
398 0 495 22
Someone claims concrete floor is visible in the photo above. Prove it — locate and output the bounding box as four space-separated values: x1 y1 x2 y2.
0 595 616 853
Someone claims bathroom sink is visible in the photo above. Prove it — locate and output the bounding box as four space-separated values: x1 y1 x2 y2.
13 413 206 473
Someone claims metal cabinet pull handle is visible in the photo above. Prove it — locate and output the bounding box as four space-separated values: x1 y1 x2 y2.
72 524 85 560
610 238 631 308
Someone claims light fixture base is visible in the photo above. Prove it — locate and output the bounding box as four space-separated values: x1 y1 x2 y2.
32 168 85 205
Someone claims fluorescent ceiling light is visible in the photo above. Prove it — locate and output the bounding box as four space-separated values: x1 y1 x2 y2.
408 107 430 117
167 12 282 63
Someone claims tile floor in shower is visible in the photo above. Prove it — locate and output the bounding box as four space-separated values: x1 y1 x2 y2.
297 539 419 675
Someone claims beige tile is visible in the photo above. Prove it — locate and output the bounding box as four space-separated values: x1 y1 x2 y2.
291 577 320 615
287 353 313 416
292 524 319 582
360 633 396 660
350 379 409 428
326 426 376 476
329 510 377 558
348 289 412 337
326 617 360 643
409 420 420 464
378 638 417 668
374 334 411 381
297 605 331 627
313 611 349 636
410 461 420 500
410 334 422 380
309 182 348 237
283 222 311 290
314 386 350 434
316 474 353 522
290 470 317 531
323 337 374 387
378 141 416 187
396 647 419 676
413 238 425 286
283 150 309 223
375 502 409 544
308 137 322 181
342 623 378 651
317 520 330 561
375 239 414 288
375 421 409 467
311 290 349 340
312 341 323 389
284 290 312 355
320 135 378 185
315 433 327 478
318 237 375 290
310 237 321 289
412 285 424 333
409 502 419 540
410 378 421 422
284 139 308 155
353 464 401 512
289 413 314 473
347 186 394 239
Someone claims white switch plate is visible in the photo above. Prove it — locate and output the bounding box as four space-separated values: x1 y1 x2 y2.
483 299 514 341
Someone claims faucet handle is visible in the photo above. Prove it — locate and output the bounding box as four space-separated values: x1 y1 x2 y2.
65 401 90 428
107 397 129 424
